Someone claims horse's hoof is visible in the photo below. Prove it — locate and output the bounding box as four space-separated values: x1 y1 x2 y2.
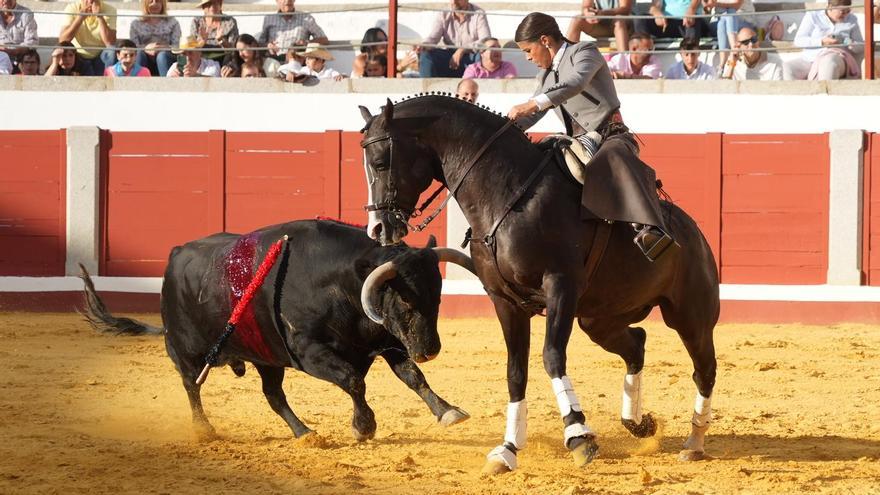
295 431 331 448
194 425 219 442
678 449 708 462
439 407 470 427
481 460 511 476
621 413 657 438
570 436 600 466
229 360 246 377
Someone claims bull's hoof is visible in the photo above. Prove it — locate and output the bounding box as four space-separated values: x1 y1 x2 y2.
569 435 600 467
352 426 376 442
621 413 657 438
439 407 470 427
678 449 709 462
481 460 512 476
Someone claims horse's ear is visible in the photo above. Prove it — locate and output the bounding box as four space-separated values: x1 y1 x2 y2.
359 105 373 123
424 235 437 249
383 98 394 122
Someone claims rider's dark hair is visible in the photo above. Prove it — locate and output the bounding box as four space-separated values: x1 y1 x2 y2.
514 12 565 43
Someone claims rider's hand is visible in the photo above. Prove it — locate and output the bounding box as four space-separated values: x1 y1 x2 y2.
507 100 538 121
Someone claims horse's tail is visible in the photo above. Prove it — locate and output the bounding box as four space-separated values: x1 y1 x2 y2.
77 263 163 336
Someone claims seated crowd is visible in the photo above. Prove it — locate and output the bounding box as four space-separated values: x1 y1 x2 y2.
0 0 872 81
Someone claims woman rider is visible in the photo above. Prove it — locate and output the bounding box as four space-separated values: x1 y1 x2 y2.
506 12 674 262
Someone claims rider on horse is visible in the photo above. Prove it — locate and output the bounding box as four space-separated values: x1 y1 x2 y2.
507 12 675 262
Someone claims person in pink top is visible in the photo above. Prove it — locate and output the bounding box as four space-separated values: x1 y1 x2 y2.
606 32 661 79
462 36 517 79
104 39 151 77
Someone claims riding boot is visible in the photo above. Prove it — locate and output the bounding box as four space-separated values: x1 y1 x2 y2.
632 223 677 262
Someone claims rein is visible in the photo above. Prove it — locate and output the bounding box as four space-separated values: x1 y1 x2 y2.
362 119 515 232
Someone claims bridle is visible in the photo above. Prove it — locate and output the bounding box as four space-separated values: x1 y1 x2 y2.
361 119 514 232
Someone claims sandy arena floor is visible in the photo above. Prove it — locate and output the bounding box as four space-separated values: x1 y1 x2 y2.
0 312 878 494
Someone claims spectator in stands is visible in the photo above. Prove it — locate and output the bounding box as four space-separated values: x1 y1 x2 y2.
166 35 220 77
104 39 151 77
634 0 707 41
606 32 662 78
221 34 276 77
566 0 633 53
0 50 10 74
59 0 117 75
258 0 329 62
701 0 754 70
665 37 715 79
784 0 863 80
365 54 387 77
13 49 40 75
293 42 344 80
352 27 387 77
240 62 264 78
277 45 303 80
44 41 88 76
462 36 517 79
0 0 39 65
730 26 782 80
191 0 238 63
130 0 180 77
418 0 491 78
456 78 479 102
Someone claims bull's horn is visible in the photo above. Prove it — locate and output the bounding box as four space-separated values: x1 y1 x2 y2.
433 248 477 275
360 260 398 325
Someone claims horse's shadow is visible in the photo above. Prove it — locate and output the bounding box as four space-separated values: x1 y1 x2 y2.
628 433 880 462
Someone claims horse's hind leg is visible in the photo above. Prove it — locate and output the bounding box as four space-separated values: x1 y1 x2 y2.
659 299 718 461
578 308 656 438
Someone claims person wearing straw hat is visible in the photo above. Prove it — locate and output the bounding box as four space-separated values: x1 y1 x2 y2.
190 0 238 63
166 35 220 77
58 0 118 75
293 42 344 80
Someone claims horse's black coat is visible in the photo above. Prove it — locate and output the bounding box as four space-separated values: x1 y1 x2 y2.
80 219 468 441
361 95 720 462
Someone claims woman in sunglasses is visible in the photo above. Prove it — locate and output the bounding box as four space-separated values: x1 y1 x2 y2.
784 0 863 80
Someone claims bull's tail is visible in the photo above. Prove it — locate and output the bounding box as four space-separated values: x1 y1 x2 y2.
78 263 164 336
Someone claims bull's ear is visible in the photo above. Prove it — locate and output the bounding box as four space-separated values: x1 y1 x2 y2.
383 98 394 121
424 235 437 249
355 258 375 281
359 105 373 123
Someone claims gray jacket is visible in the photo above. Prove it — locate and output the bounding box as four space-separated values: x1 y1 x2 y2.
516 41 620 134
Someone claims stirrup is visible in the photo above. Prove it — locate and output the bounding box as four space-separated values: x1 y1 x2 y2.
633 225 676 262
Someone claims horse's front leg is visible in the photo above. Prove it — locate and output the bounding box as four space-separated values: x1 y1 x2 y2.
483 296 531 475
543 273 599 466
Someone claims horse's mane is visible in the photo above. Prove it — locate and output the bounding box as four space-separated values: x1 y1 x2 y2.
390 93 536 147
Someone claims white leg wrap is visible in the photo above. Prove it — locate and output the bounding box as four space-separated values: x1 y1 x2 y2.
563 422 594 447
691 393 712 428
551 376 582 417
486 445 518 471
621 371 643 424
503 400 527 450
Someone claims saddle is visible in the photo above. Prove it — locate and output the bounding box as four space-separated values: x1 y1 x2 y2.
539 132 603 185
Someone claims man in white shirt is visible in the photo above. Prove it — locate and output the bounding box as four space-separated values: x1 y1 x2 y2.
731 27 783 81
665 38 715 80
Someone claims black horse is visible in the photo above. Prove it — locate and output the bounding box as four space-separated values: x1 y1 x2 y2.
359 95 720 473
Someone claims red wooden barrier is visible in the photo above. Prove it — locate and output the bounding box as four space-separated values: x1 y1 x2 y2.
102 131 225 276
225 131 341 233
640 133 723 272
720 134 829 284
0 130 66 276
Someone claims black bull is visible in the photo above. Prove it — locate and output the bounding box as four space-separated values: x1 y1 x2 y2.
80 219 476 441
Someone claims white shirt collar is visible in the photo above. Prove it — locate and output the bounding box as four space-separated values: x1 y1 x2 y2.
551 41 568 72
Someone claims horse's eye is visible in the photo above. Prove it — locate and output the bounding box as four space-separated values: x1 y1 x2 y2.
373 160 390 171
